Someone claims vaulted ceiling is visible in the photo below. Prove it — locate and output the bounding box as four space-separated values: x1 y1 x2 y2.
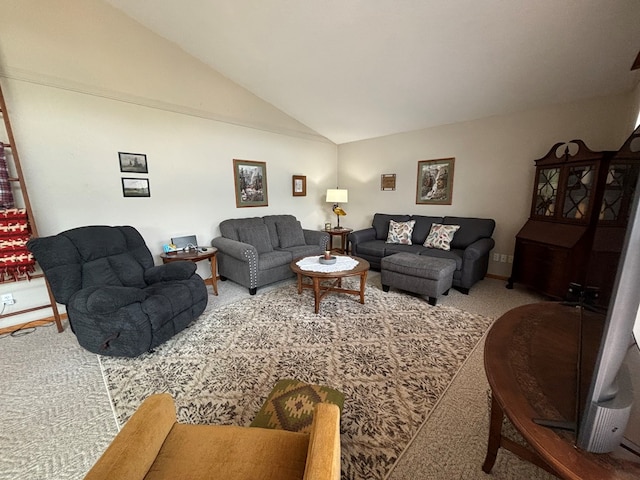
104 0 640 144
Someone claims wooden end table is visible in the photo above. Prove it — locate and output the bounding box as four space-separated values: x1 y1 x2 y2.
160 247 219 295
325 227 353 254
290 255 369 314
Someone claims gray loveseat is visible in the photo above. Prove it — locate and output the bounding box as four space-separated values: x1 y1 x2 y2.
211 215 330 294
349 214 495 294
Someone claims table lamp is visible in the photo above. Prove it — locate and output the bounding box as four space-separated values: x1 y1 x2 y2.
326 188 348 229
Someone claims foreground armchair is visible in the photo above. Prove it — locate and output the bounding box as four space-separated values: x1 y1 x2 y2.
83 393 341 480
27 225 208 357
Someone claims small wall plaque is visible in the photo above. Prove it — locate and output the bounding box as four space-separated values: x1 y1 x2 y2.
381 174 396 191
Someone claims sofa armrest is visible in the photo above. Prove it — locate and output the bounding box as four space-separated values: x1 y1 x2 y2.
349 228 376 246
83 394 177 480
144 261 196 284
303 230 330 249
70 286 148 315
463 237 495 261
211 236 258 262
303 403 341 480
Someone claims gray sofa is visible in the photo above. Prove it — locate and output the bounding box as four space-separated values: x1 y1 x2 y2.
349 214 495 294
211 215 330 294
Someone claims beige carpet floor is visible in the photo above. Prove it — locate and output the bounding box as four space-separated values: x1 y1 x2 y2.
0 273 554 479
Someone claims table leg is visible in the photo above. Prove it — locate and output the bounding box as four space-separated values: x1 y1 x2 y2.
297 273 303 294
482 393 503 473
359 270 368 304
313 277 321 313
209 255 218 296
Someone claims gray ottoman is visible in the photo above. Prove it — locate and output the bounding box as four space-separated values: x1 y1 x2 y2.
381 253 456 306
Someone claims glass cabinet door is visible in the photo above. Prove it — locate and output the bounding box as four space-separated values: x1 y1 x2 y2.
562 165 595 220
534 167 560 217
599 163 640 222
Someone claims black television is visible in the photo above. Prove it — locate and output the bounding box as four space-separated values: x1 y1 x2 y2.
576 127 640 457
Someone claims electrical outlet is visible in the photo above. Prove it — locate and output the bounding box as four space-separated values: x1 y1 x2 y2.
493 253 500 262
508 255 514 264
1 293 14 305
500 254 507 263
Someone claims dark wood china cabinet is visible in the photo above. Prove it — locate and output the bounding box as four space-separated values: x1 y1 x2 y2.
508 126 640 303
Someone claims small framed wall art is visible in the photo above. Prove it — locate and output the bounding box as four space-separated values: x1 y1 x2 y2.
416 157 455 205
122 177 150 197
233 159 268 207
292 175 307 196
119 152 148 173
381 174 396 191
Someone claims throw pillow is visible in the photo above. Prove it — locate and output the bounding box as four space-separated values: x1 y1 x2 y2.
276 221 306 248
250 378 344 434
237 224 273 254
423 223 460 251
386 219 416 245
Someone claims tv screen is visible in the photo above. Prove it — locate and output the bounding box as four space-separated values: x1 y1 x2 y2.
577 129 640 457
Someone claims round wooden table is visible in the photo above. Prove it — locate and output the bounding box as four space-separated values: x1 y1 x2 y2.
160 247 219 295
290 255 369 313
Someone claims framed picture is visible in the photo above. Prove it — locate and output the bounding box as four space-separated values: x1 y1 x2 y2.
292 175 306 196
324 222 332 231
122 177 150 197
381 174 396 191
416 158 455 205
118 152 148 173
233 159 268 207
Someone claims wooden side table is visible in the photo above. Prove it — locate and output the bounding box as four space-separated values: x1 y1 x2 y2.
160 247 219 295
325 228 353 254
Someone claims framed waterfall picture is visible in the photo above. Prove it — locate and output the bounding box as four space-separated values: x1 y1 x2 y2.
416 157 455 205
233 159 268 207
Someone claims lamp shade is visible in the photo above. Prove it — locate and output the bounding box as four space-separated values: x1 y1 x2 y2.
326 189 348 203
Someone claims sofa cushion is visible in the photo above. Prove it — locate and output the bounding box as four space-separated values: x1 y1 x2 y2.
276 220 306 248
257 250 292 270
411 215 444 245
424 224 460 251
372 214 411 240
238 225 273 254
443 216 496 249
386 219 416 245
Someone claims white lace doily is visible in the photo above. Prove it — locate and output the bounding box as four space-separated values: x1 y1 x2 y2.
295 255 358 273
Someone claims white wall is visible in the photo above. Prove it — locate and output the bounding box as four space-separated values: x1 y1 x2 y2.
0 0 337 329
338 93 638 278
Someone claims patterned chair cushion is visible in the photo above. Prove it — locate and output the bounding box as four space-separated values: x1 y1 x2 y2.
250 378 344 434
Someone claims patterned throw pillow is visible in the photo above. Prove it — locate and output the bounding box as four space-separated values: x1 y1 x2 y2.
250 378 344 433
385 219 416 245
423 224 460 251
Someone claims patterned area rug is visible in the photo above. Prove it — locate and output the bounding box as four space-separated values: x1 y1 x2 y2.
100 281 493 480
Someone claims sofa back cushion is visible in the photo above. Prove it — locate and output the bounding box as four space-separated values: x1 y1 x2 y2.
238 224 274 254
372 214 411 240
276 220 306 248
263 215 301 248
443 217 495 249
220 217 266 242
410 215 444 245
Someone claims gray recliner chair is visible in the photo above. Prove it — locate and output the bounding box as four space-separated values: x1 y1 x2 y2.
27 225 208 357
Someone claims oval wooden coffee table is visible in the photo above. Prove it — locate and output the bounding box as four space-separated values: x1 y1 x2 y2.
290 255 370 313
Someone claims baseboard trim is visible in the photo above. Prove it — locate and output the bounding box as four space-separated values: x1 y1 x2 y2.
0 313 68 336
486 273 509 281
